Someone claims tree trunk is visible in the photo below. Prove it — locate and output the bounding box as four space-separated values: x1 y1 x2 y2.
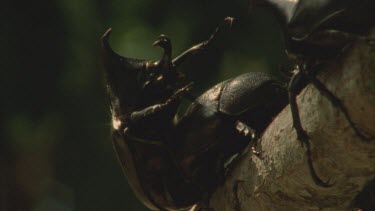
206 31 375 210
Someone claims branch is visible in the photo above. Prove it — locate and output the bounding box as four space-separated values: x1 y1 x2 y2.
208 32 375 210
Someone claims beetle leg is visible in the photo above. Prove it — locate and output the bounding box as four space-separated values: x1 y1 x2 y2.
305 72 370 142
235 121 262 156
288 65 333 188
165 82 194 104
129 104 167 124
288 65 310 144
235 121 256 139
122 128 166 147
130 83 193 124
251 143 262 157
172 17 237 67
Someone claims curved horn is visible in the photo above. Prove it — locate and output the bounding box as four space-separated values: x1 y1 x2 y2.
101 28 146 73
101 28 147 113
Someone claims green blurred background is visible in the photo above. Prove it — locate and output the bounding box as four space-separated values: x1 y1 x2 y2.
1 0 285 210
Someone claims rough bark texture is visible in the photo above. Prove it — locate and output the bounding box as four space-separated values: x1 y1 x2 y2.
207 32 375 210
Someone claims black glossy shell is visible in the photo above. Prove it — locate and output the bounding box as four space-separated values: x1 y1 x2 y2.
175 72 287 193
179 72 287 156
257 0 375 59
259 0 375 40
219 72 286 115
291 0 375 39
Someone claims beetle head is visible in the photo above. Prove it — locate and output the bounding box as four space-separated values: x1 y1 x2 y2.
101 29 183 119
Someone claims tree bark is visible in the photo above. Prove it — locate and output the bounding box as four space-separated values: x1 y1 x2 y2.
206 32 375 210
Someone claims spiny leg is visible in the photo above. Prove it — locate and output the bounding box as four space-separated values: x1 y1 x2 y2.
304 136 334 188
172 17 236 67
235 121 261 156
305 72 370 142
288 66 309 143
288 65 333 187
130 83 193 124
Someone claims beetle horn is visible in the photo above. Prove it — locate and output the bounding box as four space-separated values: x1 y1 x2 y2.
101 28 146 73
101 28 114 54
101 28 147 114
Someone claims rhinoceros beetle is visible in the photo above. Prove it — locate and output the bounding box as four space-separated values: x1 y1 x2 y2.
250 0 375 187
102 17 288 210
251 0 375 57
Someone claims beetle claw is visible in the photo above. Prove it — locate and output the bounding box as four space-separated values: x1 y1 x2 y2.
251 146 263 157
235 121 256 140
